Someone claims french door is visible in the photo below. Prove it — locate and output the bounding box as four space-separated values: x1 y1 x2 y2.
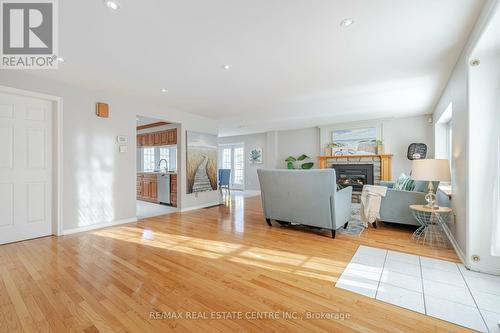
219 143 245 190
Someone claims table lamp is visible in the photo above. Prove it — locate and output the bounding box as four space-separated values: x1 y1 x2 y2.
411 159 451 209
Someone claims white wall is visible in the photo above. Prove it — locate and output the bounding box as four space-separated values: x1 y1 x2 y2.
218 133 267 190
0 72 219 234
468 52 500 273
434 56 469 260
220 117 432 190
319 115 435 179
277 128 320 169
219 128 320 190
433 0 500 274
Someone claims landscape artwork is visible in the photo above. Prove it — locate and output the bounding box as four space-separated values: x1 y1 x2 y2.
186 131 218 194
249 147 263 164
332 127 377 155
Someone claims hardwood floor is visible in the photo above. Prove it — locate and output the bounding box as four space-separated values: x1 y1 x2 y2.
0 194 470 333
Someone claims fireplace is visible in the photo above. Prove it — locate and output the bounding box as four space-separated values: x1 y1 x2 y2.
331 164 374 192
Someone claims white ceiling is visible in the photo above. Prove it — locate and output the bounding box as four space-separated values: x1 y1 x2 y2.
29 0 485 136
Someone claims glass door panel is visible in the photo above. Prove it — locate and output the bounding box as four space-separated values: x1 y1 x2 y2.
219 144 245 191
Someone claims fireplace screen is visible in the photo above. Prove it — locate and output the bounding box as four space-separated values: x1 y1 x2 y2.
331 164 374 191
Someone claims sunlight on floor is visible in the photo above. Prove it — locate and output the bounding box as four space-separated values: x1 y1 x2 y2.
136 200 178 219
91 225 347 282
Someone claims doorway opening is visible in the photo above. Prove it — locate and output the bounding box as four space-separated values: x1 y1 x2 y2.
218 143 245 191
136 116 179 219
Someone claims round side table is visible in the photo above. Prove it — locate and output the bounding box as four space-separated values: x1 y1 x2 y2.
409 205 452 248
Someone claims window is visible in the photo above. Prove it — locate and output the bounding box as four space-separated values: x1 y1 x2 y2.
140 146 177 172
222 148 232 169
233 147 244 185
446 120 452 163
218 144 245 190
435 102 453 186
143 147 155 172
159 147 170 171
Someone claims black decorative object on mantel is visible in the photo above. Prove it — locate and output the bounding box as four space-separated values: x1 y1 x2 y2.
407 143 427 160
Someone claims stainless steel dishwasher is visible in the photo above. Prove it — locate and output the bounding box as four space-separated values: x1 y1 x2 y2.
157 174 171 204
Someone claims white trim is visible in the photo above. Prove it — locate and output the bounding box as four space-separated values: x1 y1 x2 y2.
0 85 64 237
442 222 467 267
243 190 261 198
180 201 221 212
62 217 138 235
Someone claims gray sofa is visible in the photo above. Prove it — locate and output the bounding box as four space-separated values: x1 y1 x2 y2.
379 180 441 226
257 169 353 238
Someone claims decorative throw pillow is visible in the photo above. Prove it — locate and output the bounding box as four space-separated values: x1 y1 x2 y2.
393 173 409 190
403 178 416 191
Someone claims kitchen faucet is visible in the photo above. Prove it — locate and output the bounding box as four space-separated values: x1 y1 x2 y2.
158 159 168 172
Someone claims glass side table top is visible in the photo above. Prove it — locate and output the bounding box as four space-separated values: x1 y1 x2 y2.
409 205 452 248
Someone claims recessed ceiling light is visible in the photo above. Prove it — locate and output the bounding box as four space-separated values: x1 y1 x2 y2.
340 18 354 27
222 64 232 70
104 0 120 10
57 57 65 63
161 88 168 93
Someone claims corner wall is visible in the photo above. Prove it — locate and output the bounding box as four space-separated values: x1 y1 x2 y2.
0 72 219 234
433 0 500 273
220 114 434 191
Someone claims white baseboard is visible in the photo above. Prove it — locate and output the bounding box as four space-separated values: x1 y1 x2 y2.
180 201 222 212
244 190 261 198
442 223 467 266
62 217 138 235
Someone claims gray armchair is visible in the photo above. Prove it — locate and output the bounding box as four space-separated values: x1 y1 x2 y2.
379 180 440 226
257 169 353 238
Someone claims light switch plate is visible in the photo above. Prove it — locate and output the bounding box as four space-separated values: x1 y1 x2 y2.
119 145 128 153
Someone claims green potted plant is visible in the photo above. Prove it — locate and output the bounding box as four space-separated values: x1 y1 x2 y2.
285 154 314 169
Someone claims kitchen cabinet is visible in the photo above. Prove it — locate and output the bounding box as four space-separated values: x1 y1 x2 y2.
137 129 177 147
137 172 177 207
170 174 177 207
137 173 158 202
167 130 176 145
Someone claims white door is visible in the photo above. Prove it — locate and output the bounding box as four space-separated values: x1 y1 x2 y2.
0 91 53 244
219 144 245 190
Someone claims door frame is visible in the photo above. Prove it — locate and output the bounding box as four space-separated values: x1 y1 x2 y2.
0 85 63 237
219 142 245 191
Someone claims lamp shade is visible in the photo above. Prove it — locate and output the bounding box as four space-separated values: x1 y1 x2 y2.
411 159 451 181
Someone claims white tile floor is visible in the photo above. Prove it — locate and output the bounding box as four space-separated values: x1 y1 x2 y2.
336 245 500 332
136 200 177 219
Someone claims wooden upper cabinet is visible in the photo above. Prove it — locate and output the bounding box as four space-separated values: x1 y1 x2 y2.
160 131 168 145
137 129 177 147
168 129 177 145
